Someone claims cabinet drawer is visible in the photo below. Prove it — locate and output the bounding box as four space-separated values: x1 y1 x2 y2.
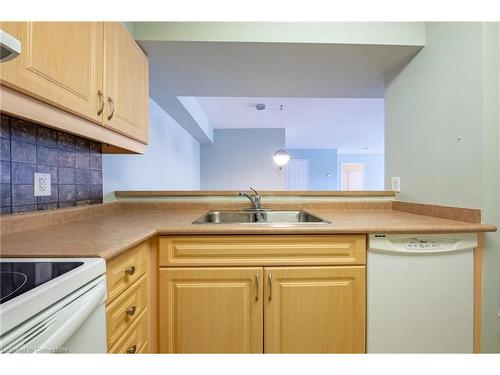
108 308 148 354
106 242 147 303
159 235 366 267
106 275 147 348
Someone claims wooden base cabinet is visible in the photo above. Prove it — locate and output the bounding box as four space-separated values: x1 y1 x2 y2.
106 238 158 353
158 267 365 353
159 268 263 353
264 266 365 353
158 235 366 354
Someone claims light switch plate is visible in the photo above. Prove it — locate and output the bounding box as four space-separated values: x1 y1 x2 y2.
391 177 401 192
34 173 51 196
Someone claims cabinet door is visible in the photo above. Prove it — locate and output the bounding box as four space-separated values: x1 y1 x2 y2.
0 22 103 123
265 266 365 353
159 267 263 353
103 23 148 143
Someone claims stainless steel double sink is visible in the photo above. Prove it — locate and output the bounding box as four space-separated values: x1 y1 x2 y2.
192 210 330 225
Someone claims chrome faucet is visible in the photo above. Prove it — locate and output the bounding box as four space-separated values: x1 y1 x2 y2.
238 187 261 210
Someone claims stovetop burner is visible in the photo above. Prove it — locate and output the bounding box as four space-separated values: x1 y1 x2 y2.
0 262 83 304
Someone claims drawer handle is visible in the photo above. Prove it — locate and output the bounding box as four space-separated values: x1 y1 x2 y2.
126 345 137 354
125 266 136 276
126 306 136 316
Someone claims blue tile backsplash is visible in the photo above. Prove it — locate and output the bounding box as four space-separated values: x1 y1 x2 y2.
0 114 103 214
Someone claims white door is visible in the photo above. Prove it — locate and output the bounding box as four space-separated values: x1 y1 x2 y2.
285 159 309 191
341 163 364 191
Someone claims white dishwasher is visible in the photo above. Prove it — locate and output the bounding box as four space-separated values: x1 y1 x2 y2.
367 233 477 353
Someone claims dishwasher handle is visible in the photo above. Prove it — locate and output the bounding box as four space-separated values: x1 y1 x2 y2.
369 247 474 255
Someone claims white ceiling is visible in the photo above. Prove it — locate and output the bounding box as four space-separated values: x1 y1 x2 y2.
142 41 420 98
192 97 384 153
139 41 420 143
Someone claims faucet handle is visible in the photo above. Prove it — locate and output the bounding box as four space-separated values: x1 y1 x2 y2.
249 187 259 196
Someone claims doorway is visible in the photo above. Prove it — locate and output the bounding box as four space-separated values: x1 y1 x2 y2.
341 163 364 191
285 159 309 191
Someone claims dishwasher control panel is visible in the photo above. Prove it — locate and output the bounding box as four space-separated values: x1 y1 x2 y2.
369 234 478 254
404 239 441 249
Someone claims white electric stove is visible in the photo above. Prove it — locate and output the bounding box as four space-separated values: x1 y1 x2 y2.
0 258 107 353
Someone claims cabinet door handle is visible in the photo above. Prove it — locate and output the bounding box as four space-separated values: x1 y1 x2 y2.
97 90 104 115
107 96 115 120
255 274 259 301
126 306 136 316
268 274 272 301
125 265 136 276
126 345 137 354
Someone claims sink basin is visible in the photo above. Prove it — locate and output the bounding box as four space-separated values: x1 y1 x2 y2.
192 210 330 224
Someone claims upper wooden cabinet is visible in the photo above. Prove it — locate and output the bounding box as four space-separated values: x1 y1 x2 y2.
103 23 148 143
0 22 148 148
0 22 104 124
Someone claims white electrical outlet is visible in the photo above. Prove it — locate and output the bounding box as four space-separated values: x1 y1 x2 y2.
34 173 51 196
391 177 401 192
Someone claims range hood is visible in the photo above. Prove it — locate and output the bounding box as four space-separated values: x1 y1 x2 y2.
0 30 21 63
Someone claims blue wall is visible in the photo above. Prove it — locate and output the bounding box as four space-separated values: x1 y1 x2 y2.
286 149 385 191
287 149 338 190
201 129 286 190
337 153 384 190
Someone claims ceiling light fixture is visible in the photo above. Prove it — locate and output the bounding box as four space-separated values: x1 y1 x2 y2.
273 105 289 175
273 149 290 167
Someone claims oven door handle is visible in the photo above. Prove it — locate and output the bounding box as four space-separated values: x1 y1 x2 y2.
37 280 106 352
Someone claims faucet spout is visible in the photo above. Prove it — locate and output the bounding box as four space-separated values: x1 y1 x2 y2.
238 187 261 210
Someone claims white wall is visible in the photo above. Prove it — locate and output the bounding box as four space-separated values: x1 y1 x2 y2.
386 23 483 207
385 22 500 352
200 129 285 190
103 98 200 200
481 22 500 348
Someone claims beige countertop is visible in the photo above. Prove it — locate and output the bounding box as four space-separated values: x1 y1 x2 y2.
0 204 495 261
